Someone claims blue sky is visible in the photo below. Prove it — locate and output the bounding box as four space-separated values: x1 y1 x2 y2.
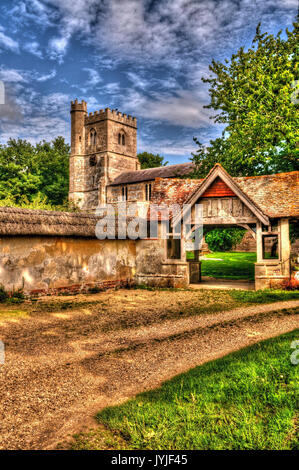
0 0 297 164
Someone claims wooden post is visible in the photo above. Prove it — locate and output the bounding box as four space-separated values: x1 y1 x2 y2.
280 218 291 278
256 221 263 262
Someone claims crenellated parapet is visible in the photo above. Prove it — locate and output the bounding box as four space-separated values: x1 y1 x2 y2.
85 108 137 127
70 99 87 113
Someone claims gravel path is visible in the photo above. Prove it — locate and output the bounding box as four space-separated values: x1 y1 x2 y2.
0 294 298 450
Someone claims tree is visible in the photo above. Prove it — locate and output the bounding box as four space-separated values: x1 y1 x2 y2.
34 136 70 205
205 228 245 252
191 17 299 177
138 152 168 169
0 137 70 207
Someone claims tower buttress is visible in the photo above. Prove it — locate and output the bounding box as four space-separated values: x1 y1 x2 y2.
69 99 87 207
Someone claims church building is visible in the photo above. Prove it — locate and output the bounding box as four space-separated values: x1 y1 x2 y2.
69 99 194 209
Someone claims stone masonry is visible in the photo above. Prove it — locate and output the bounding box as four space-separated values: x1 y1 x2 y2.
69 100 140 209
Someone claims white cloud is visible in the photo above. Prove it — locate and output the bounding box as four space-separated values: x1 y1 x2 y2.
102 82 120 94
0 69 26 83
127 72 151 91
0 68 56 85
48 35 70 63
9 0 57 28
0 85 70 144
36 69 56 82
145 91 211 127
138 135 197 157
83 68 102 87
40 92 70 114
280 0 298 7
24 41 43 58
0 116 69 144
121 89 211 128
1 0 297 157
0 91 23 123
25 0 296 68
9 0 297 72
0 27 19 53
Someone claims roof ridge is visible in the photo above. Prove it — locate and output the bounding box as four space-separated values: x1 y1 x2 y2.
234 170 299 179
122 161 194 174
110 162 195 186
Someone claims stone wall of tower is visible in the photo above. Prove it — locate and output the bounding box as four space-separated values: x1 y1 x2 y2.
69 102 140 210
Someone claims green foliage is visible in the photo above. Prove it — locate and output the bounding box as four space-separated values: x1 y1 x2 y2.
0 136 70 207
0 284 8 302
0 284 25 303
138 152 168 169
7 289 25 304
73 331 299 450
0 192 79 212
191 18 299 177
290 221 299 244
230 288 299 303
0 193 56 210
205 227 245 252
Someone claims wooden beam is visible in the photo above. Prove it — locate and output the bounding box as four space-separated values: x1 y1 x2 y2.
238 224 256 239
191 217 258 225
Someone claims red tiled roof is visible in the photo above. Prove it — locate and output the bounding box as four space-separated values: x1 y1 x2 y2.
111 159 298 219
150 170 298 219
234 171 299 218
201 177 236 198
151 178 202 206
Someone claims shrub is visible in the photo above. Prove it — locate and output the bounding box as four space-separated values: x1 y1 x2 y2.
0 284 8 302
0 285 25 303
290 221 299 244
88 286 103 294
205 228 245 252
9 288 25 303
283 278 299 291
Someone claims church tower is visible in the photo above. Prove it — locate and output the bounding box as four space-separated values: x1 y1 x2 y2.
69 99 140 209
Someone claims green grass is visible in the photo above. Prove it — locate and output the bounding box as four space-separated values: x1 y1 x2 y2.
72 331 299 450
188 251 256 280
230 289 299 303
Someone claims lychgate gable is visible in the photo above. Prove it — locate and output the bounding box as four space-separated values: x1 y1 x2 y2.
174 164 270 226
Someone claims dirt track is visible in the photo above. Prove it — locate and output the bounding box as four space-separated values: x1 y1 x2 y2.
0 289 298 450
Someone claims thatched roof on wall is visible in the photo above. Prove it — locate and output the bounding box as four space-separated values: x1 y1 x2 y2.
0 206 100 237
110 162 195 185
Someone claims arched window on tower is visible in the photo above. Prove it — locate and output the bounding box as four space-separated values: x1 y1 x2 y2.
118 132 125 146
89 128 97 147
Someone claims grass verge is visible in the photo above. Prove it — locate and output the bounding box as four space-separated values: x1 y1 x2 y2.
200 252 256 280
230 289 299 303
72 331 299 450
